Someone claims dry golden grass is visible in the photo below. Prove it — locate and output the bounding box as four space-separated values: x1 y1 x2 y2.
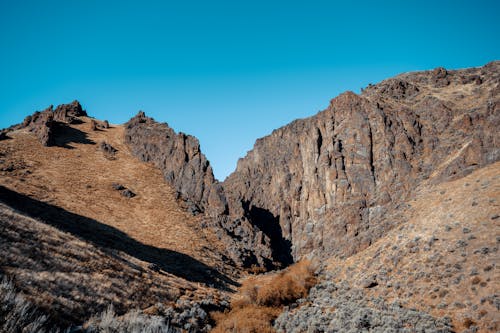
0 118 229 267
0 201 205 326
0 117 238 326
211 260 317 333
211 305 280 333
326 161 500 332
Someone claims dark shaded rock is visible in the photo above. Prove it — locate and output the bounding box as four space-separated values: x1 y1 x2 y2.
121 189 136 198
123 62 500 269
99 141 117 159
110 183 135 198
0 130 8 141
112 183 126 191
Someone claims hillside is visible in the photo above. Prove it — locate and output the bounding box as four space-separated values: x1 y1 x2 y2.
221 61 499 263
276 162 499 332
0 61 498 332
0 113 238 331
122 62 499 273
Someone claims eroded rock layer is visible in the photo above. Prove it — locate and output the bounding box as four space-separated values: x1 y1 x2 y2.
124 112 278 268
124 62 499 267
223 61 499 261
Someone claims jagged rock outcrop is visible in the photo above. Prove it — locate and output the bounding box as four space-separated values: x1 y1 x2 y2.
51 100 87 123
124 112 279 267
124 111 225 214
124 62 499 268
222 61 500 261
2 100 87 146
23 107 56 146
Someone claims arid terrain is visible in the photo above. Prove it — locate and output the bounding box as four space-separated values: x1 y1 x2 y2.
0 62 499 332
0 115 238 331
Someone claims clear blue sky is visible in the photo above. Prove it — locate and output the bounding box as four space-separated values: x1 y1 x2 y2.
1 1 499 180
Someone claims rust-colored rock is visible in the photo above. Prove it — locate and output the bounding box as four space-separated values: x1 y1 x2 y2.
222 61 499 261
52 100 87 123
123 62 499 268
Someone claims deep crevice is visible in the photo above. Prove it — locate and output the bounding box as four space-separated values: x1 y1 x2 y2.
242 201 294 269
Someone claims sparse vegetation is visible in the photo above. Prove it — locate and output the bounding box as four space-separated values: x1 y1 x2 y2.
84 305 178 333
1 61 499 333
211 260 317 333
0 277 54 333
274 280 454 333
0 201 225 331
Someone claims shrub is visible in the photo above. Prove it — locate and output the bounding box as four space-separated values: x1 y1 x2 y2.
255 260 317 307
211 305 279 333
0 276 52 333
84 305 177 333
211 260 317 333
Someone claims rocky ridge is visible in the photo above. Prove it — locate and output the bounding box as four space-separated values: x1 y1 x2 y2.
1 100 87 146
124 111 278 268
0 61 498 332
124 61 500 267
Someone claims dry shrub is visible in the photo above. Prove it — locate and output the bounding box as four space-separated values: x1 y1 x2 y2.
256 260 317 307
211 305 280 333
211 260 317 333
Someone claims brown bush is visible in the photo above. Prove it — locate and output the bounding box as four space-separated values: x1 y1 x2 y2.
256 260 316 307
211 260 317 333
211 305 280 333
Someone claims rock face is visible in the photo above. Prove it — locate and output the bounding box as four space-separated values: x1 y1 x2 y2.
3 100 87 146
51 100 87 123
124 111 280 268
223 61 499 261
124 62 499 267
124 111 225 214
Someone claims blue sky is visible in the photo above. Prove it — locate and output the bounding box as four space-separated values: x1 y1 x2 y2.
1 1 499 180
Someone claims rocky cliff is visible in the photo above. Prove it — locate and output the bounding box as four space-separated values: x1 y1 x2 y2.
124 62 499 268
124 112 279 268
223 61 499 261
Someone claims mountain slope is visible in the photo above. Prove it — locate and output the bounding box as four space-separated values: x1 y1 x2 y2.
0 116 233 275
0 62 498 332
0 113 238 330
276 161 499 333
221 61 499 262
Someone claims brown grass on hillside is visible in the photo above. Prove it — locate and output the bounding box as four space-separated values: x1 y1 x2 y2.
0 116 241 329
326 161 500 332
0 118 232 274
211 260 317 333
